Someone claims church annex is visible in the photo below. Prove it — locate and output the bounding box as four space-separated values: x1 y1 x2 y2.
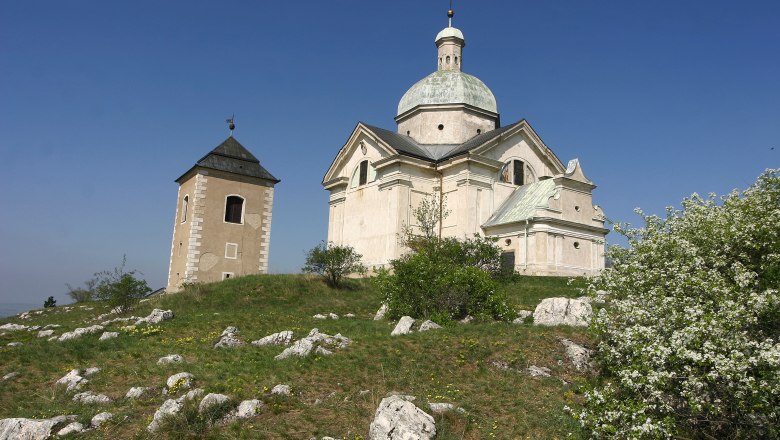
322 14 608 276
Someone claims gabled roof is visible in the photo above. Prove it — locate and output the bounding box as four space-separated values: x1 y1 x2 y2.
176 136 279 183
482 179 558 228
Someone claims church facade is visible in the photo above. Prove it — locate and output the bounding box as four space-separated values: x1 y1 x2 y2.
322 20 607 276
166 136 279 292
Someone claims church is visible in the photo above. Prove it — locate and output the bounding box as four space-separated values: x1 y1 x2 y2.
322 12 608 276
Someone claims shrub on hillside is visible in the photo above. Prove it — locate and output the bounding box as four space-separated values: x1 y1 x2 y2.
43 296 56 308
576 169 780 439
67 256 151 311
66 278 97 303
302 241 367 288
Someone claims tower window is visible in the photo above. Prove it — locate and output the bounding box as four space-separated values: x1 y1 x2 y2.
359 160 368 186
446 55 451 65
438 124 444 130
224 195 244 224
181 195 189 223
500 160 526 186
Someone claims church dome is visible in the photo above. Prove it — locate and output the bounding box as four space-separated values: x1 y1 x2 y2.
397 70 498 116
435 26 465 43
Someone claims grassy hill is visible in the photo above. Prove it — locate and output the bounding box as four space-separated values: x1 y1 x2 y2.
0 274 592 439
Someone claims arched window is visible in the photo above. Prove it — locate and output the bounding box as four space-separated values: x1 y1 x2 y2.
500 160 525 186
350 160 376 188
181 195 189 223
446 55 451 65
224 195 244 224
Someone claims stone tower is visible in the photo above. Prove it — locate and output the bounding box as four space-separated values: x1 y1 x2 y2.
166 136 279 292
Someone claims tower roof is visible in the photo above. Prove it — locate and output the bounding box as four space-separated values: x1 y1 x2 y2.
397 70 497 116
435 26 465 44
176 136 279 183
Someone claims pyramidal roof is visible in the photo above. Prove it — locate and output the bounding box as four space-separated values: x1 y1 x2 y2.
176 136 279 183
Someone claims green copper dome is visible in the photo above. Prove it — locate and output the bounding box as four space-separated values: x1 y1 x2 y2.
397 70 498 116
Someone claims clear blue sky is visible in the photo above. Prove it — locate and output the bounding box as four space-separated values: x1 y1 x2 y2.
1 1 778 310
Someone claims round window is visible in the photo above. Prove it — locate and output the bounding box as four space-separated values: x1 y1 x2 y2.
573 242 580 249
438 124 444 130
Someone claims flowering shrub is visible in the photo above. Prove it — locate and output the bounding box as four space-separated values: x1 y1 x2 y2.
577 169 780 438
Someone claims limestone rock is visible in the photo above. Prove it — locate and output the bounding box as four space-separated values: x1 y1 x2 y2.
533 297 592 327
274 328 351 360
428 402 465 414
251 330 293 347
56 421 85 436
315 346 333 356
391 316 415 336
73 391 111 404
373 304 388 320
56 369 88 392
313 314 327 320
84 367 100 376
177 388 205 403
0 323 27 332
199 393 230 413
135 309 174 326
91 412 112 428
271 384 291 396
417 320 442 332
157 354 184 365
43 324 61 329
99 331 119 341
125 387 150 399
328 313 339 320
58 325 105 341
214 326 244 348
527 365 551 377
37 330 55 338
345 313 355 318
166 372 194 390
560 338 594 372
368 395 436 440
459 315 475 324
147 399 183 432
235 399 262 418
6 342 21 347
2 372 18 381
0 416 75 440
512 310 533 324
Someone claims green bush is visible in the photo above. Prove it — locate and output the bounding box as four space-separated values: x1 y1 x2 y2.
43 296 56 308
91 256 151 312
302 241 367 288
577 168 780 439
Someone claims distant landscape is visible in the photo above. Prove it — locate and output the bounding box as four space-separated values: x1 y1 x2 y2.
0 303 40 320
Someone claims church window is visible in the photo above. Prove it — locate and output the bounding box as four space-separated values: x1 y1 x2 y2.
455 56 459 65
224 195 244 224
350 160 376 188
438 124 444 130
222 272 234 280
359 160 368 186
446 55 451 65
500 160 525 186
573 241 581 249
476 129 481 134
181 195 189 223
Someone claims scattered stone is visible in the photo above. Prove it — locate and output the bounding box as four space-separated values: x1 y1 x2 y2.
489 359 511 371
157 354 184 365
58 325 105 341
2 372 19 381
90 412 112 428
0 323 29 332
560 338 594 372
418 320 442 332
98 332 118 341
139 298 150 303
271 384 291 396
345 313 355 318
43 324 61 329
313 314 327 320
459 315 474 324
125 387 150 399
373 304 388 320
48 336 58 341
527 365 552 377
274 328 351 360
235 399 262 418
135 309 174 326
368 395 436 440
359 390 371 397
533 297 592 327
251 330 293 347
147 399 183 433
84 367 100 376
512 310 533 324
315 346 333 356
428 402 465 414
56 369 97 392
0 416 76 440
99 316 138 326
177 388 205 402
6 342 22 347
199 393 230 413
328 313 339 320
37 330 55 338
72 391 111 404
166 372 194 390
391 316 415 336
56 421 85 436
26 326 42 332
214 326 244 348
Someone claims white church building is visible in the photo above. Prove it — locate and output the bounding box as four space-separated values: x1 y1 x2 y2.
322 15 608 276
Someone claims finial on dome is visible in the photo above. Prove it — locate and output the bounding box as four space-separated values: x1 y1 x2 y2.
448 0 454 27
226 114 235 136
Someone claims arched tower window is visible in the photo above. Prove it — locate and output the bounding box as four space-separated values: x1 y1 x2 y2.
500 160 525 186
446 55 451 65
350 160 377 188
224 195 244 224
181 195 189 223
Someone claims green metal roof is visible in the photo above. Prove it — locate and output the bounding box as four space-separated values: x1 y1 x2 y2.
397 70 497 116
482 179 558 227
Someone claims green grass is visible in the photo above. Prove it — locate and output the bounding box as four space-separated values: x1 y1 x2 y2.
0 274 592 439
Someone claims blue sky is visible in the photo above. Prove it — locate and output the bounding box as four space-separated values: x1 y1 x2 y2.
1 0 778 309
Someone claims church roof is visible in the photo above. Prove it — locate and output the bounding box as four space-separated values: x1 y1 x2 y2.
482 179 558 228
435 26 465 43
363 119 526 162
397 70 497 116
176 136 279 183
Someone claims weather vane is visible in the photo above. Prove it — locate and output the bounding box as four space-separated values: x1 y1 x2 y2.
226 114 236 136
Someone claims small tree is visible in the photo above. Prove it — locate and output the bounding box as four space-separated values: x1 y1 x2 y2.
66 278 97 303
302 242 367 288
43 296 56 308
93 256 152 312
577 169 780 439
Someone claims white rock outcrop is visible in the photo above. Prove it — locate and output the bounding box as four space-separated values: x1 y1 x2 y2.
428 402 464 414
99 331 119 341
368 395 436 440
72 391 111 404
147 399 183 433
56 368 99 392
125 387 150 399
373 304 388 320
166 372 194 390
0 416 75 440
527 365 552 377
214 326 244 348
157 354 184 365
37 330 55 338
58 325 105 341
251 330 293 346
6 342 21 347
390 316 415 336
274 328 351 360
512 310 533 324
56 421 85 436
91 412 112 428
271 384 291 396
313 314 327 320
417 320 442 332
135 309 174 325
560 338 594 371
2 372 18 382
199 393 230 413
235 399 262 418
0 323 27 332
533 297 592 327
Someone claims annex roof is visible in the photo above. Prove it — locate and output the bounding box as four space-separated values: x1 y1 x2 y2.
176 136 279 183
482 178 558 227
